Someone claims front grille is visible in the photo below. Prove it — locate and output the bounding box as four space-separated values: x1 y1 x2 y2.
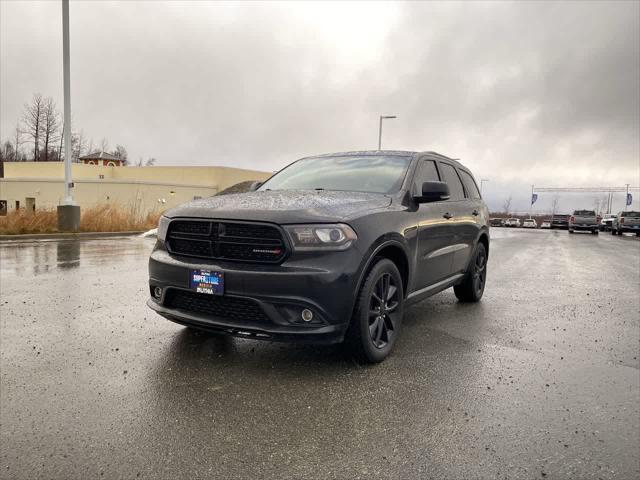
164 289 270 324
166 219 287 263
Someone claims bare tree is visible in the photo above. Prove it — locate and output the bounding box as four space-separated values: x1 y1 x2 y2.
2 141 14 161
112 145 128 165
14 124 23 161
145 157 156 166
72 130 86 162
502 196 512 214
100 138 109 152
41 97 60 162
23 94 45 161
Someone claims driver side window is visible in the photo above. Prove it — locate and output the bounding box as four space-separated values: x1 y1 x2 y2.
412 160 440 195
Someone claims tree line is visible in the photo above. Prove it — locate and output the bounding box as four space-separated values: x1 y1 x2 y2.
1 93 155 166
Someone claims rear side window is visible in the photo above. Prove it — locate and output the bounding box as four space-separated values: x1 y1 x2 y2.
412 160 440 195
458 170 481 199
439 163 465 201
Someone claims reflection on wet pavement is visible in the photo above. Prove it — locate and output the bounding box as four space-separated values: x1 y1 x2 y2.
0 231 638 479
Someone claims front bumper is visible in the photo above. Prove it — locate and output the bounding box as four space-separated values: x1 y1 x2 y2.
147 244 363 344
620 224 640 232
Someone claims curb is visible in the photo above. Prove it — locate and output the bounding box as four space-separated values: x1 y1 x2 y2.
0 231 145 243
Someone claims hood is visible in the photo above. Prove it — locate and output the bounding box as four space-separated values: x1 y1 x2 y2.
165 190 392 224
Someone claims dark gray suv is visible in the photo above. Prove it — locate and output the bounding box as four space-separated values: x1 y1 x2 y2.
147 151 490 362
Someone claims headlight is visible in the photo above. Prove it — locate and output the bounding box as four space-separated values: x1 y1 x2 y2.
157 215 170 242
284 224 357 251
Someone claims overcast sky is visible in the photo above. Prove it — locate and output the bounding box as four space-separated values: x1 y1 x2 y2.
1 1 639 212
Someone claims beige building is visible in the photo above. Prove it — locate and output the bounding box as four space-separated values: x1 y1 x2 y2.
0 162 271 215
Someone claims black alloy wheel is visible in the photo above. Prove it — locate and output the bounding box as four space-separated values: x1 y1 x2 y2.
454 242 488 302
368 272 400 349
471 244 487 297
346 258 404 363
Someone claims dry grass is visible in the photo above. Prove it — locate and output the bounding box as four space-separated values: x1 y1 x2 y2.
0 204 163 235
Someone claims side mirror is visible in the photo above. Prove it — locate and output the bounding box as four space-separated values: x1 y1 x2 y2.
248 181 263 192
414 181 450 203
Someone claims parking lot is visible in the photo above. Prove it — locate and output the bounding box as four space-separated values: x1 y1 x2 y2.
1 229 638 479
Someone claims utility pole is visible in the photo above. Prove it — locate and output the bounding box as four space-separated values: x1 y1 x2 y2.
57 0 80 231
378 115 397 150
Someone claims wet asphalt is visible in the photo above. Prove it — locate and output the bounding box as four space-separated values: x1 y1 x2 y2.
0 229 638 480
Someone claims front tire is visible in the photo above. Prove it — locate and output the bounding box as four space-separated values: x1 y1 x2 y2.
454 242 487 303
345 258 404 363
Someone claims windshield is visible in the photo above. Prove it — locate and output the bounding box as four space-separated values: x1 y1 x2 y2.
574 210 595 215
259 155 412 194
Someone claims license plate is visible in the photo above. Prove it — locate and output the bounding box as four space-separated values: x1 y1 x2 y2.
190 269 224 295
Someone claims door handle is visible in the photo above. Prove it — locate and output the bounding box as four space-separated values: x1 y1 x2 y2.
443 213 453 220
472 210 479 216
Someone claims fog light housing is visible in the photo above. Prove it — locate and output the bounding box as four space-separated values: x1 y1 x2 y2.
301 309 313 322
153 286 163 299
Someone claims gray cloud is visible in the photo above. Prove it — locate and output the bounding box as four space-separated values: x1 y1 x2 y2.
1 1 638 211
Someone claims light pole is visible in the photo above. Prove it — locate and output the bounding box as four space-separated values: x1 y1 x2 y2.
57 0 80 231
378 115 397 150
480 179 488 195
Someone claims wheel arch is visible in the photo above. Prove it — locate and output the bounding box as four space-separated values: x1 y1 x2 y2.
355 237 411 301
477 229 489 258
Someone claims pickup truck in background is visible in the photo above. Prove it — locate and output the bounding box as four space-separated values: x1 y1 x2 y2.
569 210 599 234
612 211 640 236
550 214 570 230
599 213 617 231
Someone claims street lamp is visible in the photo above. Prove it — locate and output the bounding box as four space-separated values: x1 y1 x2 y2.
378 115 397 150
480 179 489 195
57 0 80 232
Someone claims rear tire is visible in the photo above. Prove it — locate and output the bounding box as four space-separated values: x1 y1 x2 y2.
617 229 623 236
345 258 404 363
592 230 599 235
611 228 617 235
454 242 487 303
569 229 574 234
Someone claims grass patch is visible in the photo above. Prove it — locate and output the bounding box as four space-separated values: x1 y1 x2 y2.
0 204 163 235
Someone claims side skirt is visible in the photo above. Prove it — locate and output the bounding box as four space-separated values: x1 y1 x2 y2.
405 273 465 306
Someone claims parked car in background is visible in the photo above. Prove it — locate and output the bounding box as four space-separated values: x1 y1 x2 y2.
490 218 504 227
148 150 490 363
611 211 640 236
541 220 551 229
522 219 537 229
599 214 617 231
569 210 599 234
550 214 570 230
504 218 521 228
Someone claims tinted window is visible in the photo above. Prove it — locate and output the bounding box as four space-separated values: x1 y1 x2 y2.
259 155 411 194
439 163 465 201
459 170 481 199
573 210 596 215
412 160 440 195
622 211 640 217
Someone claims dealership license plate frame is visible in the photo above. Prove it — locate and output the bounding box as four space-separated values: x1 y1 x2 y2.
190 269 224 295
